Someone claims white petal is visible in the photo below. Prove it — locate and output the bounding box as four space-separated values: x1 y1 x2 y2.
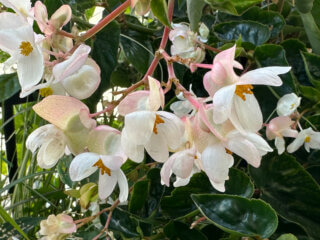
124 111 155 145
287 131 306 153
115 170 129 203
37 138 66 169
275 137 285 155
212 84 236 124
174 177 191 187
148 76 163 111
26 124 58 153
160 154 175 186
145 133 169 163
233 94 263 132
69 152 100 181
101 155 124 171
121 128 145 163
98 171 117 200
277 93 301 116
172 149 196 179
239 67 291 86
246 132 273 156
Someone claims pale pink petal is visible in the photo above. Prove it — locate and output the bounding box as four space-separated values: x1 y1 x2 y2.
118 91 150 116
203 71 220 96
210 61 227 85
239 67 291 86
49 5 72 29
69 152 100 181
34 1 48 33
148 76 164 110
160 154 175 186
282 129 298 138
144 133 169 163
98 171 117 200
172 148 196 178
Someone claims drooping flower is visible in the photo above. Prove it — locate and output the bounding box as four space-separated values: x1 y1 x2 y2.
287 127 320 153
39 213 76 239
69 126 128 202
0 12 44 97
266 116 298 154
203 45 291 133
277 93 301 116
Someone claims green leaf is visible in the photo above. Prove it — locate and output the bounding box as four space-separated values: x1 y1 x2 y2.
249 153 320 240
214 21 270 46
299 12 320 54
205 0 262 16
254 44 296 96
192 194 278 238
299 84 320 102
295 0 314 14
301 51 320 89
164 221 208 240
146 168 165 216
0 50 10 63
311 0 320 27
0 205 30 240
277 233 298 240
100 208 139 238
161 169 254 218
129 180 150 213
0 73 21 102
150 0 170 27
85 21 120 111
187 0 205 32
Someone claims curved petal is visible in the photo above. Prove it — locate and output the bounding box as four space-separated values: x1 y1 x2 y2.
121 128 145 163
49 5 72 29
160 154 175 186
37 137 66 169
101 155 125 171
98 171 117 200
246 132 273 156
34 1 48 32
124 111 155 145
287 130 307 153
145 133 169 163
116 170 129 203
118 91 150 116
172 148 196 178
277 93 301 116
148 76 164 111
212 84 236 124
69 152 100 181
239 67 291 86
275 137 285 155
174 177 191 187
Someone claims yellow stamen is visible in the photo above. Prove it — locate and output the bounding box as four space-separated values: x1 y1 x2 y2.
153 114 165 134
179 35 185 39
290 103 295 109
19 41 33 56
39 87 53 97
305 136 311 143
235 84 254 101
93 159 111 176
225 148 233 155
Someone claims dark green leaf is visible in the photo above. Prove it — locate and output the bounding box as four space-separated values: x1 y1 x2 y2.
192 194 278 238
307 166 320 184
254 44 296 96
214 21 270 46
311 0 320 27
299 85 320 102
277 234 298 240
295 0 314 13
86 21 120 111
205 0 262 16
299 12 320 54
187 0 205 32
146 168 165 216
249 153 320 240
301 51 320 89
164 221 208 240
150 0 170 27
0 73 21 102
63 0 96 13
129 180 150 213
161 169 254 218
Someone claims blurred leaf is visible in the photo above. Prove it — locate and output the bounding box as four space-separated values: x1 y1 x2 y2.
129 180 149 213
301 51 320 89
161 169 254 218
63 0 96 12
277 233 298 240
150 0 170 27
164 221 208 240
299 12 320 54
205 0 263 16
307 166 320 184
249 153 320 240
295 0 314 14
187 0 205 31
146 168 165 216
254 44 296 96
299 85 320 102
0 73 21 102
57 155 73 188
214 21 270 46
311 0 320 27
86 21 120 111
0 50 9 63
192 194 278 238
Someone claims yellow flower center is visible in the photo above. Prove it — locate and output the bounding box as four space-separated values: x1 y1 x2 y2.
93 159 111 176
225 148 233 155
235 84 254 101
290 103 295 109
153 114 165 134
305 136 311 143
19 41 33 56
39 87 53 97
179 35 185 39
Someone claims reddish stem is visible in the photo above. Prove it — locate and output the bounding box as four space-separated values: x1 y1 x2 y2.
81 0 131 41
57 30 75 39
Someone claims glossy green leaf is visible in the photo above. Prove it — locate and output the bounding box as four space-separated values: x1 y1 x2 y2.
299 85 320 102
150 0 170 27
192 194 278 238
214 21 270 46
100 208 139 238
254 44 295 96
301 51 320 89
277 234 298 240
146 168 165 216
187 0 205 31
161 169 254 218
86 21 120 111
0 73 20 102
300 12 320 54
164 221 208 240
205 0 262 16
249 153 320 240
295 0 314 13
129 180 149 213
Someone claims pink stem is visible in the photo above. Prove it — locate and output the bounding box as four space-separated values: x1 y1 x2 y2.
191 63 213 69
57 30 75 39
81 0 131 41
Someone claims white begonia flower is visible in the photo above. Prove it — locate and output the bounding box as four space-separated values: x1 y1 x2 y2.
198 23 209 42
39 214 76 239
26 124 67 169
287 128 320 153
277 93 301 116
203 45 291 133
0 12 44 97
170 86 196 117
0 0 33 23
266 116 298 154
69 126 129 202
